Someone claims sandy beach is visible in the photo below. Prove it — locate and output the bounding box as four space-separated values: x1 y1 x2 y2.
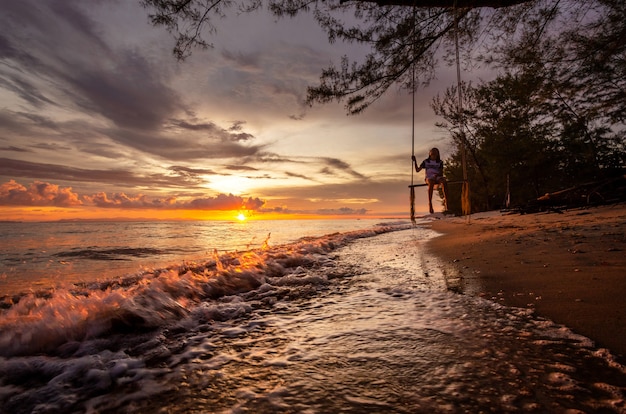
425 203 626 362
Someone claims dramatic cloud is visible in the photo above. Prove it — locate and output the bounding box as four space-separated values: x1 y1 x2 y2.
0 180 82 207
0 158 204 189
0 1 269 164
1 180 266 212
1 2 180 130
0 0 451 219
84 192 158 209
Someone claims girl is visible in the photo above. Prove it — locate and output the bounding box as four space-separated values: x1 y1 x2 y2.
412 147 449 214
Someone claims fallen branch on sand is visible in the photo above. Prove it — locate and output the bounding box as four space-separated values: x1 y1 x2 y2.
513 174 626 214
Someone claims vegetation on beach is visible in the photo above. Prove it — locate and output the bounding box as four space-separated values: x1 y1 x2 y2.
433 70 625 214
431 1 625 213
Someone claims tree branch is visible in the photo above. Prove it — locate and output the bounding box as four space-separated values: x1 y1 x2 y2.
341 0 531 9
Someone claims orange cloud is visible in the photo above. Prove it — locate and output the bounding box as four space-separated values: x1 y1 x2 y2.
187 194 264 211
0 180 82 207
83 192 155 208
1 180 266 212
83 190 265 211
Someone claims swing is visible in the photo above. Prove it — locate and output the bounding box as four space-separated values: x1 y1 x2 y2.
409 1 471 221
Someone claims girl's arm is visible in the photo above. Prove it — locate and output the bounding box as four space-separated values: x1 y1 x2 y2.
412 156 422 173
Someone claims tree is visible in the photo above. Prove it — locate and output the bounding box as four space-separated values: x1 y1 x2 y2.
433 71 560 212
496 0 626 183
433 65 625 214
493 0 626 125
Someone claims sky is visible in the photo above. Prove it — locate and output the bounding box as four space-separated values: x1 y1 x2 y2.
0 0 463 222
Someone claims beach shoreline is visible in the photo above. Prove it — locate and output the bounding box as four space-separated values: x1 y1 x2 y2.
424 203 626 363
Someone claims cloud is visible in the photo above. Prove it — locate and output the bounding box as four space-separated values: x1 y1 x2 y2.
0 180 82 207
0 1 269 164
257 205 369 216
257 179 410 210
316 207 369 215
0 110 56 137
0 146 30 153
1 2 181 131
85 191 265 211
1 179 266 212
211 39 326 116
0 0 440 218
319 157 368 180
68 50 182 131
102 126 265 161
168 119 255 142
84 192 156 209
168 165 220 177
221 49 262 71
0 158 205 189
223 165 259 172
187 194 265 211
285 171 315 181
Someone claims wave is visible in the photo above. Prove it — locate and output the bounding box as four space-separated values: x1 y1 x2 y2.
3 221 626 414
0 223 412 358
53 247 175 261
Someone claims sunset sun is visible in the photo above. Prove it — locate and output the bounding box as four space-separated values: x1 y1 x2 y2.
237 212 246 221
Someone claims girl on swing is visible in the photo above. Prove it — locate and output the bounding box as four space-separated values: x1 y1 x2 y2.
412 147 449 214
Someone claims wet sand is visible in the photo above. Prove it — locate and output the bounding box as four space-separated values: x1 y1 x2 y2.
425 203 626 362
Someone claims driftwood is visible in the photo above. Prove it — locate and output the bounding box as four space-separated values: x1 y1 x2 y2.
512 174 626 214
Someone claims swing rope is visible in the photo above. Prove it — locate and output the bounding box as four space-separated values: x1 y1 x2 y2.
453 1 471 219
409 4 417 224
410 2 471 220
409 57 416 222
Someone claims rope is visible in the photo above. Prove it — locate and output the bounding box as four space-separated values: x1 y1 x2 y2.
453 1 471 220
410 4 417 224
410 186 416 223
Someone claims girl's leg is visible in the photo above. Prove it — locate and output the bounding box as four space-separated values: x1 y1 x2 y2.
427 182 434 213
442 181 449 211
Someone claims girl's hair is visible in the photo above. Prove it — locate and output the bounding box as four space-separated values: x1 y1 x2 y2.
429 147 441 161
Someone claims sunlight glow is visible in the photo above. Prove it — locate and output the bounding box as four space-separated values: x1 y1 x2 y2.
206 175 254 195
237 212 247 221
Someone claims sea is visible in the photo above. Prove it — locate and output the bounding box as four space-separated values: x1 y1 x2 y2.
0 218 625 414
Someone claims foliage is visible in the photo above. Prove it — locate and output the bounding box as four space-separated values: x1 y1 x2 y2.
432 68 625 214
426 0 625 214
491 0 626 125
